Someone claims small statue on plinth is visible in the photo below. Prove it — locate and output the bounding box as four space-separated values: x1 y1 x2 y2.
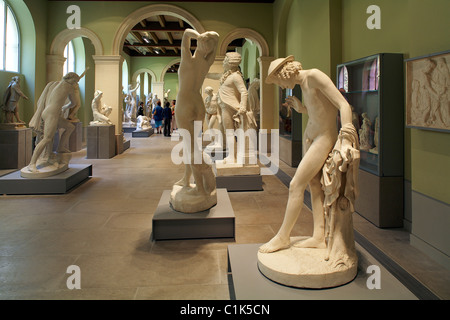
90 90 112 126
1 76 29 129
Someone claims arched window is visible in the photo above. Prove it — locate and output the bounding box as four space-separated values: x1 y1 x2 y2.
0 0 20 72
63 40 75 75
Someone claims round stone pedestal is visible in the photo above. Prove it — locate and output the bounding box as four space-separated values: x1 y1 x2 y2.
20 153 72 179
257 243 357 289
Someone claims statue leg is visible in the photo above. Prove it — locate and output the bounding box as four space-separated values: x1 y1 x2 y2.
28 120 58 171
293 172 326 248
259 135 333 253
57 118 75 153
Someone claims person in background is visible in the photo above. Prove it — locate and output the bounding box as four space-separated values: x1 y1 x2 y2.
152 100 163 134
137 101 144 117
163 101 172 136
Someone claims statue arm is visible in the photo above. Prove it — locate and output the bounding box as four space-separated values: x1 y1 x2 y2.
181 28 199 61
233 74 248 113
311 69 357 167
285 96 307 114
62 89 80 112
12 83 29 100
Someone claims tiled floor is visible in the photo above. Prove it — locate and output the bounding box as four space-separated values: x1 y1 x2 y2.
0 132 449 300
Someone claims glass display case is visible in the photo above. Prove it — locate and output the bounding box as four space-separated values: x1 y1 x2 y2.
336 53 404 227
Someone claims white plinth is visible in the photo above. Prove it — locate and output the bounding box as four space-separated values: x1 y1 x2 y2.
20 153 72 179
257 237 357 289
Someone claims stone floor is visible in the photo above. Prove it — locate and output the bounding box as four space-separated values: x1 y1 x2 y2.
0 131 449 300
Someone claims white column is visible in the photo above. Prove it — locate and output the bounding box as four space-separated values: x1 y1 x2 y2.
46 54 66 83
152 81 165 104
92 55 124 135
203 56 224 96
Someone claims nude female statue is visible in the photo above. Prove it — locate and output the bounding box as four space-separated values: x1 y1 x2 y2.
171 28 219 212
259 56 358 253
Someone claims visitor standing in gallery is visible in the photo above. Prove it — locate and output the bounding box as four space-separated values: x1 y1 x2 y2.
163 101 172 136
152 100 163 134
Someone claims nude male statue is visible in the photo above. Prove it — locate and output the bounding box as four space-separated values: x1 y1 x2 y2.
259 56 356 253
27 71 85 172
174 28 219 198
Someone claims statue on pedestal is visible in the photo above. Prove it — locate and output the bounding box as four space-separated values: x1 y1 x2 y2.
124 83 139 126
21 70 87 178
170 28 219 213
90 90 112 125
145 93 153 117
204 86 222 148
1 76 29 127
258 56 360 289
207 53 258 165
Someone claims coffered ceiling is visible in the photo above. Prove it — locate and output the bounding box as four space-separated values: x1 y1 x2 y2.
123 14 245 59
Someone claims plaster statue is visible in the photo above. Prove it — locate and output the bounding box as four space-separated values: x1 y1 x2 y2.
369 116 379 154
146 93 153 117
1 76 29 125
247 78 261 127
22 71 87 178
258 56 360 288
65 68 87 123
359 112 372 151
89 90 112 126
204 86 222 147
136 115 152 131
207 52 258 163
124 83 139 125
170 28 219 213
152 94 160 111
164 89 171 104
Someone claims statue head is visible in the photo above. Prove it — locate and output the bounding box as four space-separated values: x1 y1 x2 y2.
63 72 82 84
266 55 302 87
224 52 242 70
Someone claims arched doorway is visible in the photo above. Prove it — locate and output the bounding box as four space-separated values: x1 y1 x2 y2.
217 28 275 132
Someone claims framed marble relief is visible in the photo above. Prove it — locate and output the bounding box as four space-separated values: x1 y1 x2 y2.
406 50 450 132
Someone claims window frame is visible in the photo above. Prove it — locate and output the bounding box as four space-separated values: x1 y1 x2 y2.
1 0 21 73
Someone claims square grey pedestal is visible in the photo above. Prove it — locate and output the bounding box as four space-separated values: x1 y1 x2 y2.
132 128 154 137
216 175 263 191
227 243 418 300
152 188 235 241
0 128 32 169
69 121 83 152
87 125 116 159
123 126 136 133
0 164 92 195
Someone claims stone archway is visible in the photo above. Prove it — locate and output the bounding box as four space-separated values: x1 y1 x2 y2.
217 28 275 131
48 27 103 82
112 4 205 56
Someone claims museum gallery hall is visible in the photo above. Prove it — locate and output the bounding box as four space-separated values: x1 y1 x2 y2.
0 0 448 302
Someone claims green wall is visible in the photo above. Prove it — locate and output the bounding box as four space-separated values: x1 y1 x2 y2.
340 0 450 204
275 0 450 206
